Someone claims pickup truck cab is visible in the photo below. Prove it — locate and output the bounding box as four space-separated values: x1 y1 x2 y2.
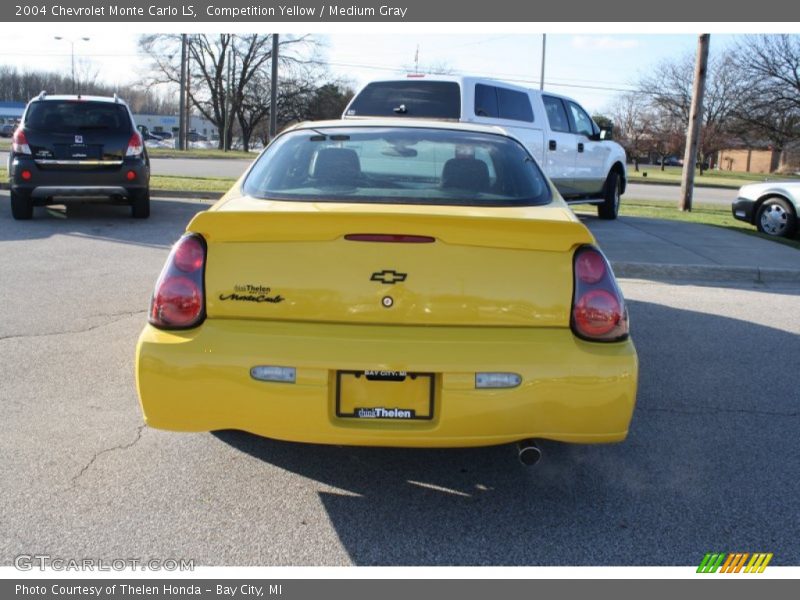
343 75 627 219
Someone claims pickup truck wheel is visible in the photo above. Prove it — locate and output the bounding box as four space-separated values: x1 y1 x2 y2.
10 190 34 220
597 172 620 220
131 189 150 219
756 197 797 238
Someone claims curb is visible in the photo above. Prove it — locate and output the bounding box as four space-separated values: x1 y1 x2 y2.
626 177 738 191
0 182 223 200
151 189 223 200
612 261 800 284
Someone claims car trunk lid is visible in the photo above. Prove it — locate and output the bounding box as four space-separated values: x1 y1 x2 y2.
189 200 592 328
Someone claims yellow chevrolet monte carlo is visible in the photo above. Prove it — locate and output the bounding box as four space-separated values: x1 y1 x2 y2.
135 119 638 464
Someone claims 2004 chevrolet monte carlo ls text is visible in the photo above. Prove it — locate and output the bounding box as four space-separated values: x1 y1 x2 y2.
135 119 638 462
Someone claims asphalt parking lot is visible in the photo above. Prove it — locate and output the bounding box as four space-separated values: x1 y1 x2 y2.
1 193 798 566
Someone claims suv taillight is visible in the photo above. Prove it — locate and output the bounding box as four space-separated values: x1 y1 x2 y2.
149 234 206 330
571 245 629 342
126 131 144 157
12 128 31 155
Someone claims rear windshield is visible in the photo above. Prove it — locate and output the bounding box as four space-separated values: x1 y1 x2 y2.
346 81 461 119
24 101 131 134
242 127 551 207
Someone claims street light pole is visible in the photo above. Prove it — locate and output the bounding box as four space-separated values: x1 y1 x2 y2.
54 36 90 94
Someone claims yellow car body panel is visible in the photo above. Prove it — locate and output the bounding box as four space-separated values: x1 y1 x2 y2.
136 320 637 447
135 120 638 448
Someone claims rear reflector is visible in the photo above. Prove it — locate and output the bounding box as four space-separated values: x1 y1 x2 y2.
126 170 136 181
21 170 32 181
345 234 435 243
250 366 296 383
475 373 522 389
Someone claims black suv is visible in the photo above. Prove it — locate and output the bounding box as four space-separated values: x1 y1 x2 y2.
8 93 150 220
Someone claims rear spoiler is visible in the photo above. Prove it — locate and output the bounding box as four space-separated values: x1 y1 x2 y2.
187 208 593 253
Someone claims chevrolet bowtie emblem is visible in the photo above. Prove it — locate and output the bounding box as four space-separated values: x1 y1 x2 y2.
370 270 407 284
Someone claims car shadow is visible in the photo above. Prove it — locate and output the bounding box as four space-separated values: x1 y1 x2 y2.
211 297 800 566
0 194 210 247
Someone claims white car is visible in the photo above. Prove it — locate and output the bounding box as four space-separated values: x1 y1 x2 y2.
732 181 800 238
343 75 628 219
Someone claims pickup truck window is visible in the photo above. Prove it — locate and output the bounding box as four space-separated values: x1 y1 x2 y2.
568 101 595 138
346 81 461 119
497 87 534 122
543 96 571 133
474 84 533 123
474 84 499 117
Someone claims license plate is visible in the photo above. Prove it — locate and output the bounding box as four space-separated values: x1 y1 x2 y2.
335 370 435 420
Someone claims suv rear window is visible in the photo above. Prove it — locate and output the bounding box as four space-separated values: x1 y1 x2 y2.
24 101 132 134
346 81 461 119
243 126 551 207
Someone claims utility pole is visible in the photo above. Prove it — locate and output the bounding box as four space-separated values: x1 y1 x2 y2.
540 34 546 90
178 34 187 151
270 34 279 140
680 34 710 212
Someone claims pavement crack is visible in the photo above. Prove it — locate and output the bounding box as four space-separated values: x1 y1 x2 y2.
0 310 145 342
71 425 147 484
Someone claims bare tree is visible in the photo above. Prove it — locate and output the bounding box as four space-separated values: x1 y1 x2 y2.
639 50 745 173
732 34 800 171
139 33 320 150
609 93 656 171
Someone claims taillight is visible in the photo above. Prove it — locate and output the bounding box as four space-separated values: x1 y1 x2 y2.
126 132 144 157
12 128 31 155
149 234 206 330
571 245 629 342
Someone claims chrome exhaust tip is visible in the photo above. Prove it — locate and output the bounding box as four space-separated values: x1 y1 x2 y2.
517 439 542 466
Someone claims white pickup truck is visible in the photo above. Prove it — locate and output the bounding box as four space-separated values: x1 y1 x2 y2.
343 75 627 219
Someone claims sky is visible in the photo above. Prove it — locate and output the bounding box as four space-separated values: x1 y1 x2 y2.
0 32 742 114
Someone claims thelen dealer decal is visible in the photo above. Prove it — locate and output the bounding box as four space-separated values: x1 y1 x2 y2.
697 552 773 573
219 284 284 304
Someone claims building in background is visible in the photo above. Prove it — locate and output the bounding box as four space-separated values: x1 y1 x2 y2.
0 100 215 141
0 101 25 129
133 113 216 140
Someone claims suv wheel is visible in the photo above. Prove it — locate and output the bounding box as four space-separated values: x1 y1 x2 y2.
10 190 33 220
130 189 150 219
597 171 620 220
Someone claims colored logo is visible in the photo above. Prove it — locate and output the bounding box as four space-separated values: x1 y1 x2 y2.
697 552 773 573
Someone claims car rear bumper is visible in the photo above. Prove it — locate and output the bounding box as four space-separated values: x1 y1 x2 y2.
9 156 148 200
732 197 756 223
136 320 639 448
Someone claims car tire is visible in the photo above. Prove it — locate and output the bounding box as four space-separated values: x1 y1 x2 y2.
756 197 797 238
10 190 33 220
597 171 620 220
131 189 150 219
